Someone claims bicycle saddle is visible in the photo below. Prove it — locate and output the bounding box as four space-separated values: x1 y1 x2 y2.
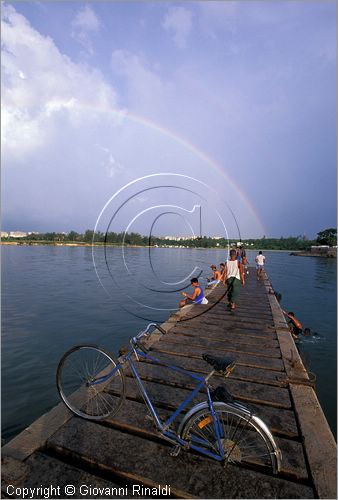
202 353 235 373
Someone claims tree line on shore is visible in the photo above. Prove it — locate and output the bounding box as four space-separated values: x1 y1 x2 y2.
2 228 336 250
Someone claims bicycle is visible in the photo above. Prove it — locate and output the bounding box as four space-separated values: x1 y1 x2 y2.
57 323 282 473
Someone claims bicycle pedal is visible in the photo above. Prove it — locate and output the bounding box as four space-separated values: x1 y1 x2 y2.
170 445 181 457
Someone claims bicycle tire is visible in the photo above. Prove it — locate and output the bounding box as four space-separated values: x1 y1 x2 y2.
57 345 125 420
179 402 280 474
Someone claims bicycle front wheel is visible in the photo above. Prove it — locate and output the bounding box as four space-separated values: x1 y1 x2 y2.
57 345 125 420
179 402 280 474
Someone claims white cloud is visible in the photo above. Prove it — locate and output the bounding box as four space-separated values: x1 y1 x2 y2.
71 4 101 55
97 146 124 178
197 1 239 39
1 4 119 162
162 6 193 48
111 50 172 116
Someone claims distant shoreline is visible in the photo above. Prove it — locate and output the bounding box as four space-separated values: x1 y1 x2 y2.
0 241 318 252
290 250 336 258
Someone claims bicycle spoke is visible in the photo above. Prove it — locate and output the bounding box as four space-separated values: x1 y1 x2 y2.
57 346 125 420
181 405 277 473
92 352 102 376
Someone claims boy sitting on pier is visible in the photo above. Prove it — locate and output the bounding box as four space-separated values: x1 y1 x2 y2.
179 278 208 308
220 263 226 284
206 265 221 288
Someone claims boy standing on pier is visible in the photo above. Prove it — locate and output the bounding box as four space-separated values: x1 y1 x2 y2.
255 251 266 280
224 249 245 310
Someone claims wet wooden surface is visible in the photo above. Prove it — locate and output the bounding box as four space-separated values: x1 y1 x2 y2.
2 269 336 498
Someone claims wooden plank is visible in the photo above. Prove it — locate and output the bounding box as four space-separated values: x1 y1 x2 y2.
180 317 275 331
170 325 279 344
151 342 284 369
141 355 287 387
151 344 284 371
266 288 310 382
246 403 299 439
105 377 298 437
176 312 275 327
1 401 73 462
290 385 337 499
158 336 280 358
202 307 273 320
102 397 307 480
122 362 292 409
173 319 277 337
167 330 280 350
104 369 299 438
47 418 314 499
207 289 270 300
274 437 308 480
106 375 296 436
2 452 139 499
100 395 298 451
204 305 273 316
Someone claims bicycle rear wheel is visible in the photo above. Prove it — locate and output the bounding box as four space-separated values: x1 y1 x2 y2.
179 402 280 474
57 345 125 420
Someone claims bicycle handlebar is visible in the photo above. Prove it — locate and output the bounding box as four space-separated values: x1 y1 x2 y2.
131 323 166 349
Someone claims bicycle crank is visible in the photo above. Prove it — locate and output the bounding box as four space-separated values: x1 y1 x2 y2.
170 445 181 457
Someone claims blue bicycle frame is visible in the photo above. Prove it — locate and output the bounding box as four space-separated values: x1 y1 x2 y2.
91 344 226 461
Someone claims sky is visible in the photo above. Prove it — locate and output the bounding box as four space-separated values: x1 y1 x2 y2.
1 0 336 239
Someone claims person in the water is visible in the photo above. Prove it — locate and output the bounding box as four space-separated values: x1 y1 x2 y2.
179 278 208 308
282 310 303 337
302 328 319 337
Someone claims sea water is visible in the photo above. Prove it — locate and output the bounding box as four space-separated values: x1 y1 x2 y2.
1 246 336 440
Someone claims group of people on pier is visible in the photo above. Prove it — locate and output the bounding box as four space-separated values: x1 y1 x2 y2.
179 245 314 339
179 247 266 311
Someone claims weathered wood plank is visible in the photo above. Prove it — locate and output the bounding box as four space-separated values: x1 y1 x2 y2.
2 452 138 499
166 330 280 351
201 307 273 320
102 397 307 480
47 418 314 499
290 385 337 499
140 355 287 387
151 343 284 371
104 371 298 438
1 401 73 462
170 325 279 344
180 317 275 331
150 342 284 369
176 311 274 325
106 375 295 435
121 362 292 409
158 336 280 358
141 353 287 387
173 319 277 336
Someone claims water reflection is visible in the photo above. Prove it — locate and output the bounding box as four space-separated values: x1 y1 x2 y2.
2 246 337 440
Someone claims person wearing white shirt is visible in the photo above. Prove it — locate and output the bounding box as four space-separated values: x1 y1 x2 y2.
255 251 266 280
224 249 245 310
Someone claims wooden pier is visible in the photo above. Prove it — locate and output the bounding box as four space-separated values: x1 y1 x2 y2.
2 270 336 499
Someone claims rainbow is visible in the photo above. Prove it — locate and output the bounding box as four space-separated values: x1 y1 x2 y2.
49 98 266 235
